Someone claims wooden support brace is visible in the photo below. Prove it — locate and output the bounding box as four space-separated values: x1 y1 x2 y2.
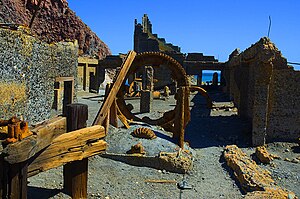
116 106 130 129
109 99 118 128
93 51 136 126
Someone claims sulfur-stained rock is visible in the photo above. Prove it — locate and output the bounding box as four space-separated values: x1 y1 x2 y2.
158 151 193 173
255 146 273 164
224 145 297 198
245 187 298 199
126 143 146 155
224 145 274 191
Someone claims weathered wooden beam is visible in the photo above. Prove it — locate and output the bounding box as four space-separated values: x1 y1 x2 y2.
0 158 28 199
93 50 136 126
78 57 99 65
28 125 106 177
109 99 118 127
3 116 66 164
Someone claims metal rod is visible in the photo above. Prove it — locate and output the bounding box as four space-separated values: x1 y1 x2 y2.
287 62 300 66
267 16 272 38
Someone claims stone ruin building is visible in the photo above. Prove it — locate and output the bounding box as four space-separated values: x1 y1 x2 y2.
0 25 78 124
224 37 300 145
95 14 224 93
95 14 299 146
0 11 299 146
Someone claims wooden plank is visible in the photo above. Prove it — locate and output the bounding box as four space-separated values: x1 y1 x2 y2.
78 57 98 65
116 106 130 129
55 76 74 82
93 50 137 126
3 117 66 164
28 125 106 177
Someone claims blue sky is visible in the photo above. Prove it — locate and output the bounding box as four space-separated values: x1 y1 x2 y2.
68 0 300 70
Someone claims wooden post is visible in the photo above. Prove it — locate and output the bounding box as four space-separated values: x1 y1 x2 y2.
173 87 186 148
62 81 74 116
0 157 28 199
63 103 88 198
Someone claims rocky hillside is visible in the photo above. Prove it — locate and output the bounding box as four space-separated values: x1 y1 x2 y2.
0 0 111 58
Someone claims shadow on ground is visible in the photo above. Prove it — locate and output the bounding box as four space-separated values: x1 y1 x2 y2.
185 91 252 149
28 186 61 199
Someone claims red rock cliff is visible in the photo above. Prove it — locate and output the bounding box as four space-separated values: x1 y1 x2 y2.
0 0 111 58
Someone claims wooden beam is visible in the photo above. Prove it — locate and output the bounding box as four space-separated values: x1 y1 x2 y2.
28 125 106 177
55 76 74 82
78 57 99 65
109 99 118 127
93 50 136 126
3 117 66 164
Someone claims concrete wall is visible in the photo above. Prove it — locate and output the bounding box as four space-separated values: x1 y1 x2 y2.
225 37 300 145
0 26 78 124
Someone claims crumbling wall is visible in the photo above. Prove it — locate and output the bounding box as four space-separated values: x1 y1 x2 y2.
225 37 300 145
0 26 78 124
268 69 300 141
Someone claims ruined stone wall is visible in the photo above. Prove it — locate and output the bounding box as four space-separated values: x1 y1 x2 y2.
0 27 78 124
225 37 300 145
267 69 300 141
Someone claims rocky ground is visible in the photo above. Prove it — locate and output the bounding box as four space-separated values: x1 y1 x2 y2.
28 90 300 199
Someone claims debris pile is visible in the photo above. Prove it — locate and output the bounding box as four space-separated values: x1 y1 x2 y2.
224 145 297 198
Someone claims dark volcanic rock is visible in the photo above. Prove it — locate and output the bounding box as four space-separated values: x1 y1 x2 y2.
0 0 111 58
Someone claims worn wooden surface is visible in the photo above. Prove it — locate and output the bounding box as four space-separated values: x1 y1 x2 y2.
64 103 89 198
64 158 88 198
93 50 136 126
62 80 74 116
116 106 131 129
3 116 66 164
109 99 118 127
28 125 106 177
0 160 28 199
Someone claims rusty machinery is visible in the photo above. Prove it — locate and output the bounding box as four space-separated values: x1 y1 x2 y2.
94 51 212 147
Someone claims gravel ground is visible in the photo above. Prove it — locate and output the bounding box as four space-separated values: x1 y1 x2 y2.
28 90 300 198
